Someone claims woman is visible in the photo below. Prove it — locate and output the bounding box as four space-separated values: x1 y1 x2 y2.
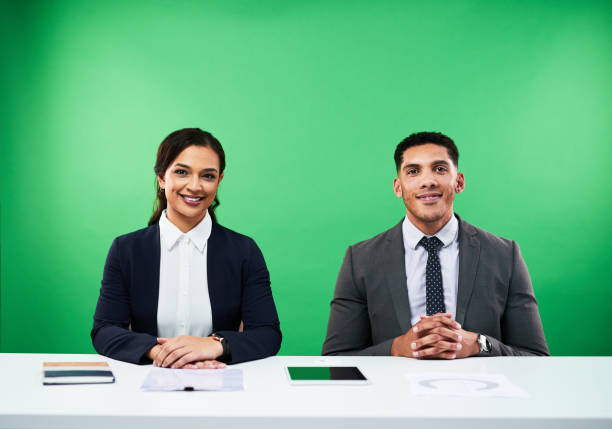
91 128 281 368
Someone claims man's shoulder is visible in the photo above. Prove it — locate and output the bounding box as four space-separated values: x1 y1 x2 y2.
348 219 404 255
459 216 515 254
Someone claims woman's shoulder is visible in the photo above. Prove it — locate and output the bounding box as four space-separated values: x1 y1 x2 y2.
112 224 159 248
211 222 259 250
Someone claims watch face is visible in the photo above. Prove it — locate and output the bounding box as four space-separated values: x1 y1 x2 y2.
479 335 490 352
478 335 486 351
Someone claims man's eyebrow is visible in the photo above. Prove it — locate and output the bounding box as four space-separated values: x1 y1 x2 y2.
432 160 450 166
402 163 421 170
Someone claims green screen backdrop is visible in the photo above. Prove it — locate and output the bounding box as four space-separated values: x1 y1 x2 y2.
1 0 611 356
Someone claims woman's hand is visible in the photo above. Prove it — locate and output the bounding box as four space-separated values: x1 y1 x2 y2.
182 360 226 369
152 336 224 369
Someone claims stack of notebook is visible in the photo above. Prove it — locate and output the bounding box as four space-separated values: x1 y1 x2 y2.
43 362 115 385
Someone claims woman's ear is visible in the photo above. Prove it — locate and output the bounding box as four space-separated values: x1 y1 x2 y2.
157 174 166 190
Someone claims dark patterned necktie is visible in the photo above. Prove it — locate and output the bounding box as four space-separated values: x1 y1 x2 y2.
418 236 446 315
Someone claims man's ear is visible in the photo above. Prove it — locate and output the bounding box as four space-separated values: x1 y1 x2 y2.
455 172 465 194
393 177 403 198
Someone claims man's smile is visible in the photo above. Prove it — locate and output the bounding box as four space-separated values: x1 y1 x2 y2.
416 192 442 202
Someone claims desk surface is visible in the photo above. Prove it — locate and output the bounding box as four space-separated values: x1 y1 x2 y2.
0 354 610 429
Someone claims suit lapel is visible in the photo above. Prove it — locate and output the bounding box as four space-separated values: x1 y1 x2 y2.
455 217 480 325
384 220 412 332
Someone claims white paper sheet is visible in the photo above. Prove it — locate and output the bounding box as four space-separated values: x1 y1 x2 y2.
141 367 244 391
405 372 528 397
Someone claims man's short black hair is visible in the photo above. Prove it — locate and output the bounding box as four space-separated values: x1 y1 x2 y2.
394 131 459 171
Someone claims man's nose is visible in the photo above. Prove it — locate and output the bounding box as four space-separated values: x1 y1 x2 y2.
420 171 438 188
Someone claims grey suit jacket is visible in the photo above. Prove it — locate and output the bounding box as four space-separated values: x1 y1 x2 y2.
322 215 549 357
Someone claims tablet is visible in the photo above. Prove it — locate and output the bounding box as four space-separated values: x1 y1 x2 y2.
285 366 369 385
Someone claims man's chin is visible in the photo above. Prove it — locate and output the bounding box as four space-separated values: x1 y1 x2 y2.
413 210 449 225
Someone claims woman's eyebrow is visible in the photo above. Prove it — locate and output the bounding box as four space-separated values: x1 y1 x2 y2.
174 163 218 172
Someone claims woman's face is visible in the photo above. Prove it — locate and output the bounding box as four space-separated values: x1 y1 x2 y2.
158 145 223 232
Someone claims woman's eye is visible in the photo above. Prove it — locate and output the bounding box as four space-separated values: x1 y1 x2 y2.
202 174 216 180
174 169 187 175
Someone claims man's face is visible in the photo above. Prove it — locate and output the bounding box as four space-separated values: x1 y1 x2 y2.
393 143 465 234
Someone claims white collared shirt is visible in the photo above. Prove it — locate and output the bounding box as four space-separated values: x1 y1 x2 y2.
157 210 213 338
402 214 459 326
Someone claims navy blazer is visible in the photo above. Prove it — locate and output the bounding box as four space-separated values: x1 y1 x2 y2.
91 222 282 365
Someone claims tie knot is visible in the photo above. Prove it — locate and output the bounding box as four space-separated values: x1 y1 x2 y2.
418 236 443 253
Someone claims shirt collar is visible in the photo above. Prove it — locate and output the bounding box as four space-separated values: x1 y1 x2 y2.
159 209 212 252
402 213 459 250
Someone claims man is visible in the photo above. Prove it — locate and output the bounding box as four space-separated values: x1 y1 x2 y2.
322 132 548 358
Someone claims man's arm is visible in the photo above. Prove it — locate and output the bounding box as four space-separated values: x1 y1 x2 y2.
483 241 549 356
322 247 393 356
419 241 549 358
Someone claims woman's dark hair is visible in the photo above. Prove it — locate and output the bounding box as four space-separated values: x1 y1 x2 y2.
148 128 226 226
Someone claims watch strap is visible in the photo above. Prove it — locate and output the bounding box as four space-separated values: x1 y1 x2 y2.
211 333 231 363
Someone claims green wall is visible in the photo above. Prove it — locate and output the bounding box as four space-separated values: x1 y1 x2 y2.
1 0 611 356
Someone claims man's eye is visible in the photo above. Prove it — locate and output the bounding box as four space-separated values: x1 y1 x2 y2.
407 169 418 175
435 166 447 173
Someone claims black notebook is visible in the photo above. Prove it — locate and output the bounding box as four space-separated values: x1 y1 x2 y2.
43 362 115 385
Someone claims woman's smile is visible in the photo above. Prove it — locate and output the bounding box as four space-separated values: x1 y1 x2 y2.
180 194 206 206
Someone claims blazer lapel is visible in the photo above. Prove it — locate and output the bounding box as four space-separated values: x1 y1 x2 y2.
455 217 480 325
384 220 412 332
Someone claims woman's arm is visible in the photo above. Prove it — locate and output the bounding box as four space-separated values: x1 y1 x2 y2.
214 238 282 364
91 238 158 364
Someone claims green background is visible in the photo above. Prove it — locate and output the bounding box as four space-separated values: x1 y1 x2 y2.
1 0 611 356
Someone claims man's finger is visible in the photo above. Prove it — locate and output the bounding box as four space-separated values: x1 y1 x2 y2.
420 313 452 319
420 350 457 360
412 345 446 358
414 320 444 334
414 318 461 335
429 326 463 342
412 335 460 351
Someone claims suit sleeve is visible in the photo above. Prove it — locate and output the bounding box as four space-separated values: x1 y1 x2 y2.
483 241 549 356
90 239 158 364
322 247 393 356
215 239 282 364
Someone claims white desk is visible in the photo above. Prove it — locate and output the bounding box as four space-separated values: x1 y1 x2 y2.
0 354 610 428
